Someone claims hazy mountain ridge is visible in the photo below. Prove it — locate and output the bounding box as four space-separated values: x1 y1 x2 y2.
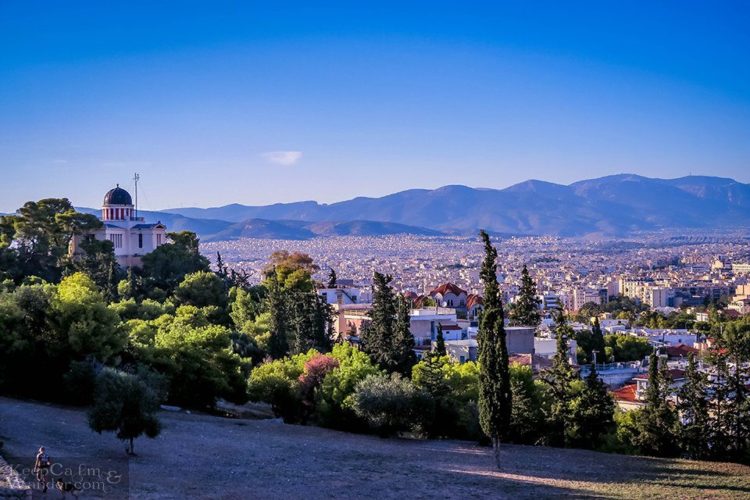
161 174 750 237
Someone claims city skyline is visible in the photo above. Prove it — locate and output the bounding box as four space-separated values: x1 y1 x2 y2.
2 2 750 212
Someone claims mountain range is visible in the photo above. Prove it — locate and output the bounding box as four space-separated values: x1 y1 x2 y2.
80 174 750 240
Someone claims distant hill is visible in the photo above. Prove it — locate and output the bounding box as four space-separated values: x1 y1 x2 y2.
162 175 750 237
203 219 443 241
74 208 440 241
75 207 234 237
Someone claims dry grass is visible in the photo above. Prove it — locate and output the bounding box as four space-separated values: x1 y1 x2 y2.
1 396 749 499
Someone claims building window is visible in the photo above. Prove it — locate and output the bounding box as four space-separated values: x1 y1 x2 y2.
109 233 123 249
138 233 143 248
156 234 162 246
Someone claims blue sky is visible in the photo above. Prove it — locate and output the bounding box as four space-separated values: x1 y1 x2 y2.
1 1 749 212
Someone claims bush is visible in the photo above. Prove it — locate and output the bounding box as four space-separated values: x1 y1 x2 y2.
247 350 318 422
299 354 339 412
604 334 651 362
316 343 380 430
352 373 434 437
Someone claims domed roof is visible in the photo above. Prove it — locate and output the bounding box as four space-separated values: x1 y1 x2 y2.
103 185 133 206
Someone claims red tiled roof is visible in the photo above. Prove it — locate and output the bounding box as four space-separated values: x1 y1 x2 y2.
430 283 467 297
666 344 698 358
509 354 552 371
633 368 685 381
467 293 484 309
611 384 639 403
412 295 428 308
440 324 463 331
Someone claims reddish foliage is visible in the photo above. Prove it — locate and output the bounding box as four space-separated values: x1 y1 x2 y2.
299 354 339 393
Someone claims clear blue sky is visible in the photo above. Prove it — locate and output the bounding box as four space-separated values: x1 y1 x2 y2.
1 1 749 212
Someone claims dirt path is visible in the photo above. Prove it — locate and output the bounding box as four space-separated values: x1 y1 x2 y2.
1 397 749 499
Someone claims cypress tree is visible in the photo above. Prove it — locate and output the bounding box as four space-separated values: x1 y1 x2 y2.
509 264 541 327
477 230 511 468
327 267 337 288
392 294 417 376
676 352 710 459
591 317 606 365
435 323 446 356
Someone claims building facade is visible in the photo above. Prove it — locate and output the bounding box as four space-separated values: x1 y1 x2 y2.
70 185 167 268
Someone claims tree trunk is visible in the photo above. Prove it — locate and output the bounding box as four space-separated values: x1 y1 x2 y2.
493 437 501 469
129 437 134 456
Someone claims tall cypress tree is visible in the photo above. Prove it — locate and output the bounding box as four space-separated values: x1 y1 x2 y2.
327 267 337 288
676 352 710 459
591 317 606 365
509 264 541 327
434 323 446 356
392 294 417 376
477 230 511 468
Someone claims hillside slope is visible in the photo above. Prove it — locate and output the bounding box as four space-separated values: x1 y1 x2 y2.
1 397 748 499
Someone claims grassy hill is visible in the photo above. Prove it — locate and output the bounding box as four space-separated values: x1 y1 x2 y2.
1 397 749 499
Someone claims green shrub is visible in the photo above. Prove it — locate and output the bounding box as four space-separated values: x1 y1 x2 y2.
316 343 380 430
352 373 434 437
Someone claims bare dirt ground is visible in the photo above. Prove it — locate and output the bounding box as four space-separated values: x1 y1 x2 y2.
1 396 749 499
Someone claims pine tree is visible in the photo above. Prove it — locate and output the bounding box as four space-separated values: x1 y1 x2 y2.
216 251 227 279
541 309 577 446
632 352 680 456
434 323 446 356
509 264 540 327
477 230 511 468
392 294 417 376
361 272 398 371
676 352 711 459
569 363 615 449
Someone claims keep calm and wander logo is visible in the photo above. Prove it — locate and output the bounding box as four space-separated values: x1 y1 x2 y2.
2 455 129 498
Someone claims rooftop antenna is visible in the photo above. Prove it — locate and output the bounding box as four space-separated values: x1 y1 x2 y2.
133 172 140 219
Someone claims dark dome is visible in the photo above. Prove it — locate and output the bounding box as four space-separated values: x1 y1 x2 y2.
103 185 133 206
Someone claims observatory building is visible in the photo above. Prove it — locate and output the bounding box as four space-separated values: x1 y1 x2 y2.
71 184 167 268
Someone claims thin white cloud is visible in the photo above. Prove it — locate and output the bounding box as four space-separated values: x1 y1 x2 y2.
262 150 302 166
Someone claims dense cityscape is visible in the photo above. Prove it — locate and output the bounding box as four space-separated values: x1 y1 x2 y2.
204 232 750 312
